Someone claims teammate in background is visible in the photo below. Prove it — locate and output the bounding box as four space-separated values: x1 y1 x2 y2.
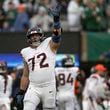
0 61 13 110
82 64 109 110
11 65 24 110
16 3 62 110
55 55 80 110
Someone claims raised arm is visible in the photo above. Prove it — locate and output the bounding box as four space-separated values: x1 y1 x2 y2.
49 3 62 52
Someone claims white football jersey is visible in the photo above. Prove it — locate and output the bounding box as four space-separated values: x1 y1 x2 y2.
21 37 56 86
55 67 79 94
82 74 108 110
0 75 13 98
83 74 105 99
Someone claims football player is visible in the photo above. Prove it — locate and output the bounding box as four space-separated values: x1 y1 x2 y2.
82 64 108 110
0 61 13 110
55 55 80 110
16 3 62 110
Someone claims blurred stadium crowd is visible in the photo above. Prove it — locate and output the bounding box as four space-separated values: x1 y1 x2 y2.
0 0 110 32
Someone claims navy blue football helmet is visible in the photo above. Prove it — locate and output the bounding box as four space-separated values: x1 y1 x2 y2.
26 27 45 47
62 55 74 67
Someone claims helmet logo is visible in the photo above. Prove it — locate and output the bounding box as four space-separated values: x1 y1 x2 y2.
30 31 38 34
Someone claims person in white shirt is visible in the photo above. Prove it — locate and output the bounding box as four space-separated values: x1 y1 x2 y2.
67 0 84 31
30 6 53 32
16 3 62 110
82 64 108 110
55 55 80 110
0 61 13 110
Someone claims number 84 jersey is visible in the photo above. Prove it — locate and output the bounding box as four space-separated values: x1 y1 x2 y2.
55 67 79 94
21 37 56 86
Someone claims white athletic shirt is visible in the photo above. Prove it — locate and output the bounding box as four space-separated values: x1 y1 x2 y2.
55 67 79 95
21 37 56 86
0 75 13 98
83 74 106 100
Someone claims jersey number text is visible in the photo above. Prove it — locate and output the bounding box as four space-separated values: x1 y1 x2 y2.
58 73 73 85
28 53 49 71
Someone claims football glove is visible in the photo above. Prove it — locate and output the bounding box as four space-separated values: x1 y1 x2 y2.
49 3 62 29
15 90 25 110
50 3 62 17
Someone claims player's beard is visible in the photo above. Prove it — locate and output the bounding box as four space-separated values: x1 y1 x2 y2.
31 41 41 47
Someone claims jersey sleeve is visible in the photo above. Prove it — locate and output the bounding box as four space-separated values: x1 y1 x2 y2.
72 67 79 78
20 48 26 61
87 77 99 98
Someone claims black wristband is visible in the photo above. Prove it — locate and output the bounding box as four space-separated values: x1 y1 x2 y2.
19 90 26 95
54 16 60 22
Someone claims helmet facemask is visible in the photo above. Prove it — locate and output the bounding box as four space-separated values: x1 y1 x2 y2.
29 34 42 47
27 27 44 47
